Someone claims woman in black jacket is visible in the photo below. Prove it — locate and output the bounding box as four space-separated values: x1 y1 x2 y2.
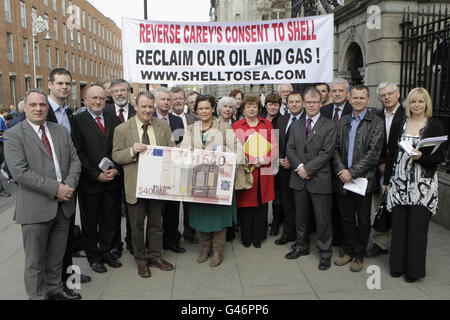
384 87 447 283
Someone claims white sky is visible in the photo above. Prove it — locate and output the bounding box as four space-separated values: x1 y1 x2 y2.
87 0 211 27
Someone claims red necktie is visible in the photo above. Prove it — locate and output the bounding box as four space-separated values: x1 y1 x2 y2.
119 108 125 123
40 125 53 159
333 108 340 122
306 118 313 137
96 116 105 135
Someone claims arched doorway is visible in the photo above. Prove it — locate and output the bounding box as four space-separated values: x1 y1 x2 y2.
343 42 364 85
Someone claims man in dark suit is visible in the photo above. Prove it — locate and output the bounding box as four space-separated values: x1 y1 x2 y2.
170 86 198 245
75 86 123 273
333 84 384 273
274 91 305 246
104 79 136 258
367 82 406 258
46 68 91 285
153 87 186 253
4 88 81 300
285 87 337 270
319 78 353 249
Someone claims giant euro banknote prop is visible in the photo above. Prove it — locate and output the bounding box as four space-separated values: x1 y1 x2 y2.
136 146 236 206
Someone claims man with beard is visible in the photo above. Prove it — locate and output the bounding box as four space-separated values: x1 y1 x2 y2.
104 79 136 258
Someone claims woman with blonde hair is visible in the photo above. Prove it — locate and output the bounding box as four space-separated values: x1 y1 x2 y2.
384 87 446 282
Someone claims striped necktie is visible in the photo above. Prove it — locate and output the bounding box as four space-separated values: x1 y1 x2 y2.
40 125 53 159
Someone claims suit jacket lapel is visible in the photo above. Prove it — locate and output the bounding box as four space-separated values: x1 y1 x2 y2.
85 111 106 139
128 116 140 145
306 116 324 145
47 123 62 163
23 121 53 160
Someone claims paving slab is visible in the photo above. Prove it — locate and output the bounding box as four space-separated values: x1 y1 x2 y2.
318 287 431 300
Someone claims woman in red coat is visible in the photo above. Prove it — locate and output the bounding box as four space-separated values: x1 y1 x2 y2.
232 95 277 248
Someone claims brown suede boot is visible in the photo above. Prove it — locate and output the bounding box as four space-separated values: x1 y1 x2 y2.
197 232 212 263
210 228 226 268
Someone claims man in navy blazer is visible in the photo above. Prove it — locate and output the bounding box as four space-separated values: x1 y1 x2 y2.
319 78 352 249
153 87 186 253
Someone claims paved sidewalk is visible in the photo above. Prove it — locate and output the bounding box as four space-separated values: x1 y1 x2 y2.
1 188 450 300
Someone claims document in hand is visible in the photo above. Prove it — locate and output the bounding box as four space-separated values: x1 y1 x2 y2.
343 177 368 196
98 157 114 172
244 131 272 171
417 135 448 155
399 140 420 156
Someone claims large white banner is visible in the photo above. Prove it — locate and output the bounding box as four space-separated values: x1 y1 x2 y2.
122 15 334 85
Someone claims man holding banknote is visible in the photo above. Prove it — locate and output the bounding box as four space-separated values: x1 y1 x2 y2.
112 91 175 278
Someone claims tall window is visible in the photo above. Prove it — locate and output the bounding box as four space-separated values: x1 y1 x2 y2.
10 76 17 105
53 0 56 11
54 18 58 41
72 54 75 73
84 58 87 75
94 40 97 56
79 56 82 75
77 31 81 50
44 0 48 6
46 46 51 69
55 48 60 67
4 0 11 23
6 32 13 62
62 0 65 16
82 10 85 28
70 28 74 47
63 23 67 44
32 7 37 23
64 51 68 69
93 18 96 34
23 38 29 65
83 34 86 52
34 41 40 67
88 14 91 32
20 1 26 28
89 38 92 54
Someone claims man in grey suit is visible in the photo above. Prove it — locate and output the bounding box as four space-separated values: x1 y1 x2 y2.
4 89 82 300
285 87 337 271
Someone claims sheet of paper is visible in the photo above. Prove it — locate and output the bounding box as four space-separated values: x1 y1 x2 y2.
344 177 368 196
98 157 114 172
417 135 447 154
399 140 419 156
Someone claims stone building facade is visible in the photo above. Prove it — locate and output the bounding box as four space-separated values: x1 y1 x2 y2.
0 0 123 109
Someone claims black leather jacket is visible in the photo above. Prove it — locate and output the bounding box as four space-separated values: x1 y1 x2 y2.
333 109 385 194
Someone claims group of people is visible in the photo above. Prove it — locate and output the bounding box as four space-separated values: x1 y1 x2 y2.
3 66 446 300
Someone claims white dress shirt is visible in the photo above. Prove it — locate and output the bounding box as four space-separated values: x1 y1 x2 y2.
384 104 400 142
115 103 129 121
27 120 62 183
172 111 187 129
305 112 321 131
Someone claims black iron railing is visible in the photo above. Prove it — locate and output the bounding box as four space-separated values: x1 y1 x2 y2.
399 4 450 170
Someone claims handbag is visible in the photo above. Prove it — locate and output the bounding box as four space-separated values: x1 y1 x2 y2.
372 192 391 233
234 162 253 190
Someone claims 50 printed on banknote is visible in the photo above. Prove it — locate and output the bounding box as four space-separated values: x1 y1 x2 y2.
136 146 236 206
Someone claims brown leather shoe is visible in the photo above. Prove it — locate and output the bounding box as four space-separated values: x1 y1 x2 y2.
148 258 174 271
138 263 151 278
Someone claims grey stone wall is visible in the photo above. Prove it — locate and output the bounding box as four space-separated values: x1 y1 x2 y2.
433 170 450 230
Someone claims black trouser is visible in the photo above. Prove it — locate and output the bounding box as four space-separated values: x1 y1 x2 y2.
331 192 344 246
182 202 196 239
279 167 296 239
61 214 75 282
111 190 127 250
163 201 181 247
271 171 284 228
337 191 373 259
79 191 121 263
239 173 268 243
390 205 431 279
